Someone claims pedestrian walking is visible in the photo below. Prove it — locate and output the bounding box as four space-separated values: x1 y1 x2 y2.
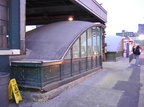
133 45 142 66
132 45 136 59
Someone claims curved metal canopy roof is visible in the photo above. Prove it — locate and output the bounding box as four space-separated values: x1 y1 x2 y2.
25 21 105 61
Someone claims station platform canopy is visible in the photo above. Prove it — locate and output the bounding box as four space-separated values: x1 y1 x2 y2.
105 35 123 52
25 21 105 61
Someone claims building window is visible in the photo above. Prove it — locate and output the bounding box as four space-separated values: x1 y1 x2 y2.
0 0 8 49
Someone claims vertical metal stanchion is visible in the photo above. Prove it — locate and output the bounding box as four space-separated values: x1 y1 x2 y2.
126 42 129 58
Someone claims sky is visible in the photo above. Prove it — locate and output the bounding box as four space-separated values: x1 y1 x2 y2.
96 0 144 35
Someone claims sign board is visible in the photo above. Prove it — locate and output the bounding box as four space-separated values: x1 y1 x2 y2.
8 79 22 104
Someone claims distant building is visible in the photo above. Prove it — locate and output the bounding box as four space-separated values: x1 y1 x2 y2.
138 24 144 35
116 30 136 37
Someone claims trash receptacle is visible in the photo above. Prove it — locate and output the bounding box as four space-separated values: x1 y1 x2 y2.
0 72 10 107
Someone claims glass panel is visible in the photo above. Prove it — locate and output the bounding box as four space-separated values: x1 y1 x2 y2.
73 39 80 58
87 29 93 57
64 49 71 59
81 32 86 57
92 27 97 56
96 27 101 55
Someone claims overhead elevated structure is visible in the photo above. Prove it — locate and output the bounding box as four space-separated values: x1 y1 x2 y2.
26 0 107 25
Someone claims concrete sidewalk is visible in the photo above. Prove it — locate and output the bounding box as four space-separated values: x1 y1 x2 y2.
9 54 144 107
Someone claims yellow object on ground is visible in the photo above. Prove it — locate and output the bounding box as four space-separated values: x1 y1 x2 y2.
8 78 22 104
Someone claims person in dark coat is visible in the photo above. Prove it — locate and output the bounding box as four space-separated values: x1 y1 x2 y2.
134 45 142 66
132 46 136 59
